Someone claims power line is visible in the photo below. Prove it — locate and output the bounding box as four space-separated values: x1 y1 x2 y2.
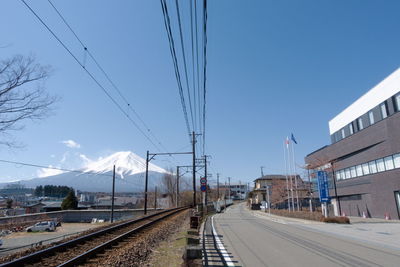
20 0 163 152
202 0 208 156
175 0 195 132
160 0 192 143
0 159 111 177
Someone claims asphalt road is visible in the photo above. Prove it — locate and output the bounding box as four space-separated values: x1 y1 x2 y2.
208 203 400 267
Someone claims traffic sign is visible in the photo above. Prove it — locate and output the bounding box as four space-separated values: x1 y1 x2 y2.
201 185 207 192
200 177 207 185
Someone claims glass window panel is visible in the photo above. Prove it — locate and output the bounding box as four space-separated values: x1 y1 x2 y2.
384 156 394 170
341 129 345 139
341 170 345 179
394 153 400 168
369 161 377 174
376 158 385 172
369 111 374 124
349 123 354 135
362 163 370 175
381 103 388 119
358 118 364 130
356 165 363 176
395 94 400 112
345 168 351 179
336 172 340 180
350 166 357 178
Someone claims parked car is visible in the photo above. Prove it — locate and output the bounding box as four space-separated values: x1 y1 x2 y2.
26 221 55 232
0 239 3 247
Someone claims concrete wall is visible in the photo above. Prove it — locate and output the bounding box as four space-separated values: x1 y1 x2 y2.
0 208 161 226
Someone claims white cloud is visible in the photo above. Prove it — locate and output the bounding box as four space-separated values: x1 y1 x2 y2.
61 140 81 149
37 165 65 178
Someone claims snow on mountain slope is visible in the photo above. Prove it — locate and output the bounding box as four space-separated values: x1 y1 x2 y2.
81 151 167 178
1 151 168 192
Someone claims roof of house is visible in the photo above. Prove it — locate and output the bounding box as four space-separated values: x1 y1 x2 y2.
254 175 295 182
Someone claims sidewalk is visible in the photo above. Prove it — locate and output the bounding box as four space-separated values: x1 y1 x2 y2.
349 216 400 224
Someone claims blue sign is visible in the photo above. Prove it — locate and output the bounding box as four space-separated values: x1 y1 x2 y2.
200 185 207 192
317 171 330 202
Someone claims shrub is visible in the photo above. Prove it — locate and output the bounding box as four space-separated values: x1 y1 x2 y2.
320 216 350 224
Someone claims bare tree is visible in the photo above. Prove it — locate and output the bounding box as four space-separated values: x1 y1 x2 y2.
0 55 57 147
161 170 177 207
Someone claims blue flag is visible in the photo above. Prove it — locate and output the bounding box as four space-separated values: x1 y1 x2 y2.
291 133 297 144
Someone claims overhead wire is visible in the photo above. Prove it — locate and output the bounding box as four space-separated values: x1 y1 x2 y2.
175 0 195 132
20 0 164 153
160 0 192 143
202 0 208 156
46 0 173 154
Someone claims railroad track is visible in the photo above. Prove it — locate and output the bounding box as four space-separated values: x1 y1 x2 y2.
1 207 189 267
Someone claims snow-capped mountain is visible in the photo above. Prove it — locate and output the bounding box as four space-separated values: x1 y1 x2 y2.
2 151 168 192
82 151 167 178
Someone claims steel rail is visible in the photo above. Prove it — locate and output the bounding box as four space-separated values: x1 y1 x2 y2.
0 207 187 267
58 207 188 267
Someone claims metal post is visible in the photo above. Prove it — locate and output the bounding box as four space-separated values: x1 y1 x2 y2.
176 166 180 207
228 177 231 200
144 150 149 215
331 164 342 216
111 165 116 223
204 156 207 207
154 186 157 211
266 185 271 215
217 173 220 200
307 167 313 212
192 132 196 207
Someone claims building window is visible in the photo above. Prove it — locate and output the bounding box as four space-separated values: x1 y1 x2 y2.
384 156 394 170
369 161 377 174
393 153 400 168
356 165 363 176
350 166 356 178
376 158 386 172
349 123 354 135
336 172 341 180
362 163 370 175
380 103 388 119
341 129 345 139
345 168 351 179
340 170 345 180
358 118 364 130
369 111 375 125
395 94 400 112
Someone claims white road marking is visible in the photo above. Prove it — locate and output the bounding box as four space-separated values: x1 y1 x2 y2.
211 216 235 266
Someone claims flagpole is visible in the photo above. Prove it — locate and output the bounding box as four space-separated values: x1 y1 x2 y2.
291 139 300 211
283 139 291 212
287 137 294 211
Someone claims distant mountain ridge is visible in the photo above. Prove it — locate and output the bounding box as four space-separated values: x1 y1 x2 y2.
1 151 167 192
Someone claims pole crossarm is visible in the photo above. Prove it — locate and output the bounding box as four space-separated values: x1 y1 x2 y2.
148 152 193 157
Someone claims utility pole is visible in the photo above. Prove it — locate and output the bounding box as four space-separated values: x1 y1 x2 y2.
192 131 196 207
176 166 179 208
144 150 149 215
110 165 116 223
204 156 208 208
224 181 227 208
154 186 157 210
261 166 265 177
228 177 231 200
217 173 220 200
266 185 271 215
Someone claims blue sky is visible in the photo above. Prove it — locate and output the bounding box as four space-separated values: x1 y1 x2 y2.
1 0 400 185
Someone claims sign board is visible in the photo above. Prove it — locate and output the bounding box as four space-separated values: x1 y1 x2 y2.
200 177 207 185
201 185 207 192
316 171 330 202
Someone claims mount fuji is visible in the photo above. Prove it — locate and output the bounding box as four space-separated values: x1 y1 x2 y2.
7 151 168 192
